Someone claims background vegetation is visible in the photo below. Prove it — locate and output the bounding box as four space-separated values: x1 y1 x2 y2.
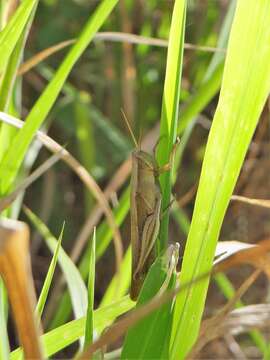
0 0 270 358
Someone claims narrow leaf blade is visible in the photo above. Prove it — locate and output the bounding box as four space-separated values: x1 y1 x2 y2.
157 0 187 251
10 296 134 360
84 229 96 348
24 207 88 325
35 224 64 317
0 0 37 75
171 1 270 358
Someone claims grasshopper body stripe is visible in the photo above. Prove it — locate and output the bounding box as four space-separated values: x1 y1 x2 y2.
133 194 161 279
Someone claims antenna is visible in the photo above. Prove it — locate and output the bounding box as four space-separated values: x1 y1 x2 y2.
120 108 138 149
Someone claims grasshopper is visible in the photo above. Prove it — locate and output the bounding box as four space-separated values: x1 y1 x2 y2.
130 148 163 300
121 111 174 300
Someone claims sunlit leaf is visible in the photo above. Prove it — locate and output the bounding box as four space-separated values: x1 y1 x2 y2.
35 224 64 317
171 2 270 358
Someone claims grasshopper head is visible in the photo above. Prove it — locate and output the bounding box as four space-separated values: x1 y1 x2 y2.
133 150 158 173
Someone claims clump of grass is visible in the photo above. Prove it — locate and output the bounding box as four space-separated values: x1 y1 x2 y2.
0 0 270 359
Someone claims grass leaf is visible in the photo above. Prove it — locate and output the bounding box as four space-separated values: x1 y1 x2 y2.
10 296 134 359
171 2 270 358
35 223 64 318
84 228 96 348
157 0 186 251
0 0 37 76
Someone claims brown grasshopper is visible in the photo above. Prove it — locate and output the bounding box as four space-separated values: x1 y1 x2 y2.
121 111 174 300
130 148 163 300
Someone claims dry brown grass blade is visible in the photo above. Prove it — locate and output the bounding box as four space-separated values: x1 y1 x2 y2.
78 238 270 358
0 150 63 212
214 240 255 265
16 32 225 78
0 218 43 359
17 39 75 76
191 303 270 359
231 194 270 209
224 334 246 359
226 304 270 332
94 32 226 53
189 269 261 358
215 238 270 276
0 112 123 277
177 183 198 207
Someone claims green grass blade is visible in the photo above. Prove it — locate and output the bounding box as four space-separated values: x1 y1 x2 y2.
121 250 176 359
0 2 37 171
0 16 27 177
24 207 88 326
0 33 25 112
157 0 186 251
0 0 119 196
35 223 64 318
0 0 37 76
84 229 96 348
175 198 268 355
0 1 37 112
171 2 270 358
10 296 134 360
